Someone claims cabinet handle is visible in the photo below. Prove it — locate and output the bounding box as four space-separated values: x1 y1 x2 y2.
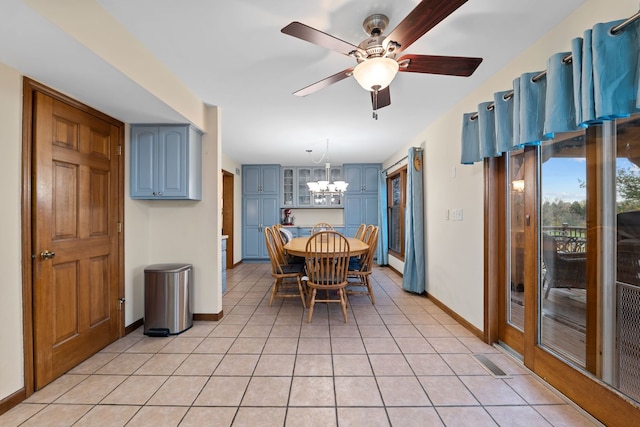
152 191 164 196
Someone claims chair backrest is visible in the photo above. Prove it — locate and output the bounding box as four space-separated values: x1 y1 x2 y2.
311 222 334 234
354 223 366 240
305 231 350 286
264 226 287 273
360 224 375 242
357 226 379 272
617 239 640 286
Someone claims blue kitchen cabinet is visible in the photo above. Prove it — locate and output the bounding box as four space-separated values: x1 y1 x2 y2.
242 165 280 260
344 163 380 194
130 124 202 200
243 164 279 195
297 227 313 237
343 163 380 237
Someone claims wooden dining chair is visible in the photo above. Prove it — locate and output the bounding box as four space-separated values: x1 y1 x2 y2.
353 223 366 240
264 226 307 308
304 230 351 323
272 225 304 265
360 224 374 242
311 222 334 234
347 225 379 304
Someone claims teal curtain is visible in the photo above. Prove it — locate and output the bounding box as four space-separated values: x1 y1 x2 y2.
402 147 425 294
460 15 640 163
377 170 388 265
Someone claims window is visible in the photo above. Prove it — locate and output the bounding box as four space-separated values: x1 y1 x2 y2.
387 167 406 258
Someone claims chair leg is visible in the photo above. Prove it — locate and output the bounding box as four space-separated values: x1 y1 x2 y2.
269 278 279 307
307 289 317 323
366 277 375 304
339 289 348 323
297 277 307 309
544 280 551 299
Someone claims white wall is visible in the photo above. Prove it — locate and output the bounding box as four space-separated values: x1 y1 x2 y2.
384 0 639 330
0 62 25 400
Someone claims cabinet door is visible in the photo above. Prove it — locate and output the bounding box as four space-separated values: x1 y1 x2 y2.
298 227 312 237
281 167 295 206
344 164 363 193
363 194 379 225
130 127 158 198
158 126 188 198
260 196 279 257
243 165 262 194
242 196 262 258
297 168 312 206
345 195 364 228
261 165 280 194
362 164 380 193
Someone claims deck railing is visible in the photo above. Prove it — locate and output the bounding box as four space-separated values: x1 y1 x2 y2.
543 225 586 253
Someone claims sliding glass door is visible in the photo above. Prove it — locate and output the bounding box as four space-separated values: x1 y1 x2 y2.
539 131 588 368
490 115 640 424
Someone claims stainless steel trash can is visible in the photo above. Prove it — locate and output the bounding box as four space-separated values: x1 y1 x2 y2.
144 263 193 336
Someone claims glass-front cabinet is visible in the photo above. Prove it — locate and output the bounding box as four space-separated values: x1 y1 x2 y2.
297 168 312 206
282 167 295 207
282 166 343 208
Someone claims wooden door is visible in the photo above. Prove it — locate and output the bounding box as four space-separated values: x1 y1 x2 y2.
222 170 234 269
32 92 121 389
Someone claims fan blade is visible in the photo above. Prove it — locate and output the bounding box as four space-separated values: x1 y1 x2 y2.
293 68 354 97
281 22 359 56
398 54 482 77
371 86 391 111
386 0 468 53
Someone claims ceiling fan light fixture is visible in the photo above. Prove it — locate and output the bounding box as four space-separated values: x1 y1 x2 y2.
353 57 399 91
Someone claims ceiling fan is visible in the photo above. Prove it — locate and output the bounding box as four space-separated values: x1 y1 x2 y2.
281 0 482 118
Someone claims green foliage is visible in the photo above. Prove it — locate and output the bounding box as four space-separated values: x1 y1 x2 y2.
542 199 586 227
616 167 640 212
542 167 640 224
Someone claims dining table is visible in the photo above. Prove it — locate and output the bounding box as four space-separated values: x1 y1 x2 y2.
284 236 369 258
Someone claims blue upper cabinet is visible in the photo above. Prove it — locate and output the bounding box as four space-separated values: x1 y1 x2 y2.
344 163 380 194
243 165 279 195
130 124 202 200
343 163 380 237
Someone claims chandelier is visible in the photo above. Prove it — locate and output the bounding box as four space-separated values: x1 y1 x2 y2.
307 162 349 196
306 140 349 197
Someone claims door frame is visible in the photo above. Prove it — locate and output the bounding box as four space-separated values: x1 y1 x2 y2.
20 78 125 396
222 169 234 269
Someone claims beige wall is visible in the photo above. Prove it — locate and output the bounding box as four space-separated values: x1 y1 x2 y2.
0 62 25 400
0 77 223 402
384 0 638 330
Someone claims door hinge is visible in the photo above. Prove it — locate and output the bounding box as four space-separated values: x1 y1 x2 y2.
117 145 122 156
117 222 123 233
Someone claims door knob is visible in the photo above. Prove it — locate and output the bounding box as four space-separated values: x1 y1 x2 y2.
40 250 56 260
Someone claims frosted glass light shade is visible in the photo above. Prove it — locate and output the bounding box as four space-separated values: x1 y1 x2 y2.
353 57 399 91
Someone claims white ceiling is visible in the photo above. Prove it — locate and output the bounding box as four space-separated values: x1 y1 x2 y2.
1 0 585 166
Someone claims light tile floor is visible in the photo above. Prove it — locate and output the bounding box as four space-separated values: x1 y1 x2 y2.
1 264 601 426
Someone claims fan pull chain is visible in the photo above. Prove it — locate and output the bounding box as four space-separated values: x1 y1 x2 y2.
372 85 380 120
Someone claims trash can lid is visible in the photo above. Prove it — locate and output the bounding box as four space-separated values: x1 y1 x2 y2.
145 263 192 273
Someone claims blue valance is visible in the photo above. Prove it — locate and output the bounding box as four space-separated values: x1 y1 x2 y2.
461 13 640 164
